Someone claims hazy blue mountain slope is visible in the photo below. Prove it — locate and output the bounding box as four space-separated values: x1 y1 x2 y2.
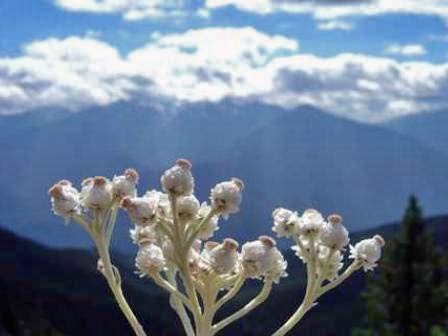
217 107 448 241
1 102 448 249
385 110 448 156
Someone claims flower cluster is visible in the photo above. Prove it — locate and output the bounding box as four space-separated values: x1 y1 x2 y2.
48 159 384 336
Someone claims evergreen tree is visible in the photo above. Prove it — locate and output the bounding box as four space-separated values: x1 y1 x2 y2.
356 196 448 335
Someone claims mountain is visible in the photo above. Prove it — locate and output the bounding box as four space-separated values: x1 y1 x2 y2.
1 216 446 335
1 101 448 251
385 110 448 156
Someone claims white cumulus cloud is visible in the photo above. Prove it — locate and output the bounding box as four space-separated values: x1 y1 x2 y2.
317 20 354 31
54 0 191 20
1 28 448 122
385 44 427 56
205 0 448 22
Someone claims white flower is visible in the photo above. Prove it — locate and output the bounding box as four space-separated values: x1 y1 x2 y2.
210 178 244 219
144 190 171 219
121 196 159 227
295 209 324 238
291 238 312 263
320 214 349 250
112 168 139 198
161 159 194 196
136 243 166 275
130 226 158 246
177 195 200 223
350 235 385 271
241 236 287 283
48 180 79 220
196 203 219 240
206 238 240 274
80 176 113 210
317 246 343 281
272 208 298 238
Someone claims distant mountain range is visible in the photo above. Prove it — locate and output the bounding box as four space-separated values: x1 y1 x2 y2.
1 215 446 336
1 102 447 251
385 110 448 156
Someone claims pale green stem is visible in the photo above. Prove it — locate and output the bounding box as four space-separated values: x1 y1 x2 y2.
271 237 318 336
96 237 147 336
212 273 247 315
211 279 273 336
167 270 196 336
316 260 362 297
151 272 194 311
169 194 203 334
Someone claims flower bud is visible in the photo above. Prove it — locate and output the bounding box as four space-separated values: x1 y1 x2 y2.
177 195 200 224
48 180 79 220
210 178 244 219
350 235 385 271
161 159 194 196
320 214 349 250
207 238 240 274
272 208 298 238
130 226 158 246
241 236 287 283
112 168 139 198
121 196 159 227
136 243 166 275
80 176 113 210
295 209 324 238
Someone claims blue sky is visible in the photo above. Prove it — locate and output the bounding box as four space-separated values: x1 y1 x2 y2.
1 0 448 122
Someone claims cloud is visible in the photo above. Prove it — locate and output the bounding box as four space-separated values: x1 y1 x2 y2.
316 20 354 30
54 0 192 20
1 28 448 122
385 44 427 56
205 0 448 21
0 37 148 114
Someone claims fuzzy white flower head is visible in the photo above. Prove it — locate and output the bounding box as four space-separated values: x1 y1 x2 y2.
130 225 158 246
121 196 159 227
272 208 299 238
196 203 220 240
350 235 385 272
80 176 113 210
161 159 194 196
317 247 343 281
320 214 350 250
206 238 240 275
241 236 287 283
296 209 325 238
177 195 200 223
144 190 171 219
112 168 139 198
48 180 80 220
136 243 166 275
210 178 244 219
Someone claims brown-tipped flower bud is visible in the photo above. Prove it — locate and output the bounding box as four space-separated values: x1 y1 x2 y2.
161 159 194 196
207 238 240 274
328 214 343 225
374 235 385 247
241 238 287 283
320 213 349 250
223 238 239 250
80 176 113 210
113 168 139 198
259 235 276 248
49 180 79 220
350 236 385 272
210 178 244 219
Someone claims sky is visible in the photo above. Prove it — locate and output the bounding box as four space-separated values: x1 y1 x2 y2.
1 0 448 122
